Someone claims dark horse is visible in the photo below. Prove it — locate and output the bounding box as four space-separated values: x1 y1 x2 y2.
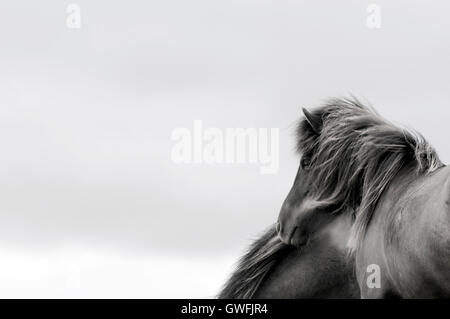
219 213 359 298
277 98 449 298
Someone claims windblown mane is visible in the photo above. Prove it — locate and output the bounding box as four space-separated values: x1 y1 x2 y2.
218 225 289 298
297 97 442 253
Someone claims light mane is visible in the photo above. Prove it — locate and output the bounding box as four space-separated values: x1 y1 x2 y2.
297 97 442 253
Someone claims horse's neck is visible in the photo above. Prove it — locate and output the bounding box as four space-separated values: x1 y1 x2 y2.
386 162 420 201
388 162 448 209
369 161 437 245
358 162 450 297
317 213 352 251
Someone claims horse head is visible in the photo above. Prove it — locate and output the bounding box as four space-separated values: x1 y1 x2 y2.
277 107 340 247
277 98 441 252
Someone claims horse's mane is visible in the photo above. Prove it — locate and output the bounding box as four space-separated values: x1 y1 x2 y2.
218 225 290 299
297 97 442 253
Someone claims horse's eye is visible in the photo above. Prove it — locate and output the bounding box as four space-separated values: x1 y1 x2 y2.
301 158 311 170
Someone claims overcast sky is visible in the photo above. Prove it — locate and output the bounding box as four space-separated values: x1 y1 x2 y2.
0 0 450 297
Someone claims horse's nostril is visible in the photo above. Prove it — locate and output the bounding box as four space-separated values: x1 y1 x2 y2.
276 221 282 234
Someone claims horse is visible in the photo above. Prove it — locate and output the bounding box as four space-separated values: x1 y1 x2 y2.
218 213 359 298
276 97 450 298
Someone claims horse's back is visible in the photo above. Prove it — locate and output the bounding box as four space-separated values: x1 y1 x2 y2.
254 240 358 298
254 216 359 299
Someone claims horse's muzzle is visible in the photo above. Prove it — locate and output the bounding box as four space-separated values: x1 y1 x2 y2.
276 221 308 247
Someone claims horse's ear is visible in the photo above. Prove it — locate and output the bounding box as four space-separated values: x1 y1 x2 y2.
302 107 322 134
